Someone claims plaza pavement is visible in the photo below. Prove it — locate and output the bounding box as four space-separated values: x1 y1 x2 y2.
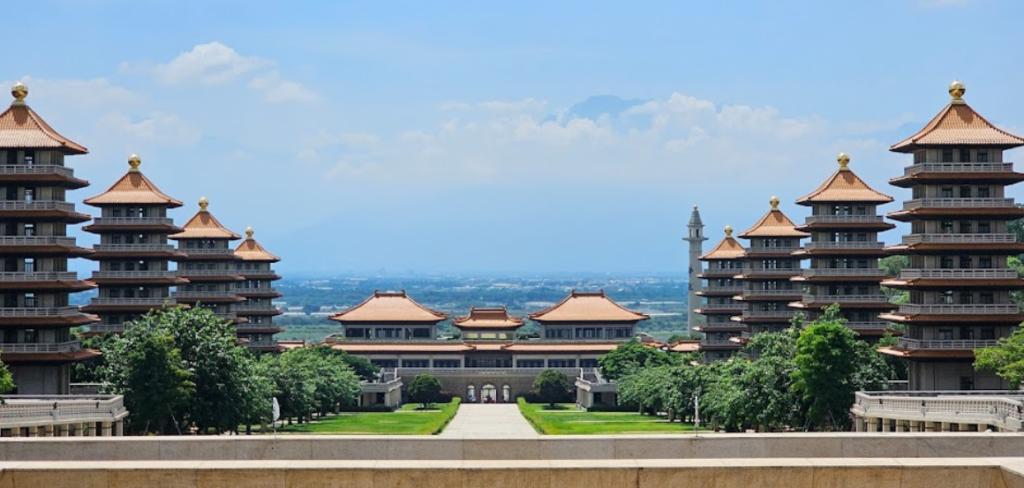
439 403 538 438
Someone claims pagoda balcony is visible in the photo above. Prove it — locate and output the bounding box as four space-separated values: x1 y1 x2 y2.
0 165 75 177
90 217 175 226
899 269 1019 280
237 287 279 294
235 301 278 311
903 198 1016 210
0 271 79 281
214 312 238 320
804 215 886 224
800 268 886 277
700 339 741 347
902 233 1017 245
0 340 82 354
181 248 237 256
738 268 800 276
700 302 741 310
91 270 180 280
903 162 1014 176
741 310 795 318
747 245 801 254
897 303 1019 315
94 244 177 253
0 307 81 317
172 291 239 299
897 338 999 350
741 289 801 296
845 321 893 330
0 236 77 247
803 241 885 250
0 201 77 212
89 297 174 307
88 324 125 334
800 294 890 303
176 269 240 277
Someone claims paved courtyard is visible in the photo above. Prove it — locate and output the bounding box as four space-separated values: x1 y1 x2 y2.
439 404 538 438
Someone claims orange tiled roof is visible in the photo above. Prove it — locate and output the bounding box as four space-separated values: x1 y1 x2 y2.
234 228 281 262
0 86 88 154
331 291 450 323
891 84 1024 152
84 156 183 207
669 341 701 353
738 197 810 238
452 306 524 329
527 290 649 322
701 226 746 260
170 198 242 240
797 154 892 204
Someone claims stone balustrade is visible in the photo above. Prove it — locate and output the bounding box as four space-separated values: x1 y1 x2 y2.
852 390 1024 432
903 233 1017 244
904 162 1014 175
0 164 75 177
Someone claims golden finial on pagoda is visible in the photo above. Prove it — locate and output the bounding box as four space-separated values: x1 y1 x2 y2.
770 196 780 210
246 226 254 239
128 154 141 172
199 196 209 212
724 225 733 237
11 82 27 105
949 80 966 104
838 152 850 170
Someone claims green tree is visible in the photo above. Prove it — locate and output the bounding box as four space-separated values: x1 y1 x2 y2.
975 327 1024 389
598 339 676 380
790 306 860 431
0 352 15 394
532 370 572 407
407 373 444 408
72 332 117 383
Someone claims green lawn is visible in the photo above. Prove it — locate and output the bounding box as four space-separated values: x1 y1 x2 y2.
273 399 461 435
518 399 696 435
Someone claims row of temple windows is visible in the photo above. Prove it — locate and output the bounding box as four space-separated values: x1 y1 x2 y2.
756 281 796 290
3 187 65 201
913 149 992 164
106 261 163 271
819 204 874 216
346 328 432 339
923 328 997 341
937 256 996 269
2 293 69 307
818 232 876 242
2 258 67 273
820 285 874 295
924 221 996 234
108 207 160 218
104 287 162 298
929 291 998 305
912 185 995 199
183 240 227 249
751 238 797 248
543 327 633 339
1 222 65 236
757 260 798 269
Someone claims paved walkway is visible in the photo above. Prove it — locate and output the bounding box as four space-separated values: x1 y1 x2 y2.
439 404 538 438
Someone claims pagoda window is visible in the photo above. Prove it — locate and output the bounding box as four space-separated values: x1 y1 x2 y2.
855 206 867 215
345 328 366 338
980 292 994 304
959 256 972 268
23 188 35 202
959 222 972 233
23 258 34 274
24 293 36 307
979 222 991 234
858 286 869 295
960 328 975 340
940 187 954 198
977 151 989 163
940 291 954 304
110 262 121 271
981 328 996 340
941 221 954 234
124 262 135 271
980 257 993 269
938 328 954 340
401 359 429 368
138 261 148 271
517 359 544 368
5 151 15 165
112 208 122 217
941 149 954 162
959 186 972 198
411 328 430 338
371 359 398 368
23 151 34 166
959 148 971 162
434 359 460 368
548 359 577 368
23 223 35 236
914 150 925 164
24 329 37 343
185 241 195 248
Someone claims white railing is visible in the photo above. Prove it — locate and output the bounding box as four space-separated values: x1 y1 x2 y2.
0 236 77 246
899 269 1019 279
741 310 795 318
903 233 1017 244
700 339 740 347
738 268 800 275
804 241 885 250
747 246 801 254
0 395 128 424
0 272 79 281
802 294 890 303
90 217 175 226
904 162 1014 175
804 215 885 224
801 268 886 277
397 367 582 378
743 289 801 296
172 291 238 299
903 198 1016 209
176 268 239 277
0 201 76 212
0 307 81 317
91 270 179 279
89 298 173 306
845 321 894 330
898 304 1019 314
0 341 81 354
236 322 282 329
94 244 177 252
700 302 741 310
237 287 279 294
852 390 1024 432
180 248 236 255
236 302 279 311
0 165 75 177
88 324 125 333
898 338 1000 350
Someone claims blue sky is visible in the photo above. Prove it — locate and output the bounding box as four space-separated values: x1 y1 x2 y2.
8 0 1024 275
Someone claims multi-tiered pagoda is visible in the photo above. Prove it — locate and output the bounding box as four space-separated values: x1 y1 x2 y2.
234 227 284 351
82 155 186 335
170 198 244 323
880 81 1024 390
693 225 745 361
790 153 896 339
732 197 809 338
0 83 98 393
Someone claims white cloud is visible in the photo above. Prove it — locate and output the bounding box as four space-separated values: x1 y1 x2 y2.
478 98 547 114
249 71 318 104
98 112 201 145
150 42 271 86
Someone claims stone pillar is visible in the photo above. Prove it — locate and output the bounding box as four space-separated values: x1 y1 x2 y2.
41 424 54 437
59 424 70 437
924 422 935 432
866 418 878 432
881 419 892 432
940 422 951 432
25 426 37 437
909 420 920 432
114 421 124 437
10 427 21 438
978 423 989 432
895 421 906 433
959 423 971 432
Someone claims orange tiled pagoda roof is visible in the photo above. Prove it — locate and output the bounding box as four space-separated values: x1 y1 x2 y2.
0 83 87 154
701 226 746 260
170 198 242 240
330 291 450 323
738 197 810 238
797 154 892 204
527 290 649 322
234 228 281 262
84 155 183 207
452 306 524 329
891 82 1024 153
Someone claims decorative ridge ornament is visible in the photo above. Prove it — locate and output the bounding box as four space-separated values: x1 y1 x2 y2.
11 82 27 106
724 225 733 237
199 196 209 212
770 196 780 210
128 154 141 172
246 227 254 239
838 152 850 171
949 80 966 105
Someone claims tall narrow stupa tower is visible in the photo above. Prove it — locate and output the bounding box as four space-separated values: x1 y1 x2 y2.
684 205 708 334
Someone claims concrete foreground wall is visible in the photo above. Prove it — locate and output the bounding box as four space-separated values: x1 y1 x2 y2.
3 434 1024 461
2 458 1024 488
